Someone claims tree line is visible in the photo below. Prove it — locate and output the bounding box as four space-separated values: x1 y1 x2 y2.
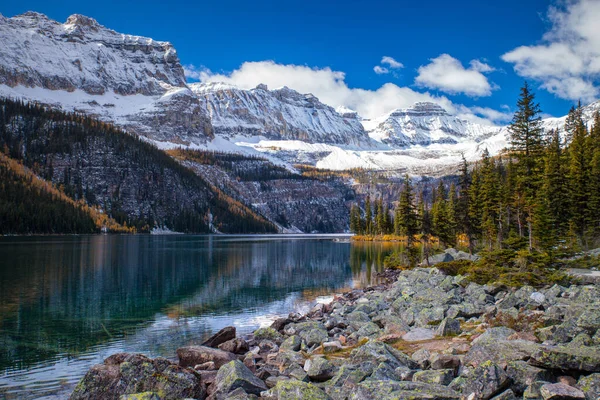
351 83 600 257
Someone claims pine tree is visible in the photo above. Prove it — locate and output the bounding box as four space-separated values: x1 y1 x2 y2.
395 175 418 246
350 204 362 234
365 195 373 235
589 112 600 237
567 104 590 242
508 82 545 249
457 155 473 251
417 189 432 265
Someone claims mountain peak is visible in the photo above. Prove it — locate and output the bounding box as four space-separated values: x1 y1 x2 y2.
389 102 450 118
65 14 101 29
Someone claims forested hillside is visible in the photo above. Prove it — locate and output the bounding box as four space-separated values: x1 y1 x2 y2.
350 83 600 284
0 98 277 234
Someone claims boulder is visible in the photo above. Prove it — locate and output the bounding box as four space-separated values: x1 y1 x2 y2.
462 360 512 400
529 345 600 372
350 340 417 369
402 328 436 342
490 389 518 400
412 369 455 385
212 360 267 398
327 363 375 388
218 338 248 354
436 318 461 337
430 354 461 371
177 345 237 369
349 380 460 400
506 361 553 394
355 322 381 339
540 383 585 400
280 335 302 352
304 357 336 382
253 327 283 343
202 326 236 348
464 339 541 368
577 373 600 399
266 380 330 400
119 393 161 400
70 353 205 400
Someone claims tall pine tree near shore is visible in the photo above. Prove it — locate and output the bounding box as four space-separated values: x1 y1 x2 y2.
508 82 545 250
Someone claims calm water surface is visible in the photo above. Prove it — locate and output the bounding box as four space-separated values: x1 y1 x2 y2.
0 235 398 399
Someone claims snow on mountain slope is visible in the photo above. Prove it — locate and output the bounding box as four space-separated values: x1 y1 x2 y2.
191 82 373 146
0 12 212 143
366 102 501 147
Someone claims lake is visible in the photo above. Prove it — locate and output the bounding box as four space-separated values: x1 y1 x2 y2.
0 235 398 399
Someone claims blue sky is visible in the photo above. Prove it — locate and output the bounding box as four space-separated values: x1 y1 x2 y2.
3 0 600 123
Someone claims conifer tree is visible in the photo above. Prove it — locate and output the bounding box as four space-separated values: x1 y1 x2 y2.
365 195 373 235
508 82 545 249
567 104 590 242
589 112 600 237
395 175 418 246
350 204 362 234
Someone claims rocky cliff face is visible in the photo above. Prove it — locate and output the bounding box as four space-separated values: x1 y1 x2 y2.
0 12 213 143
192 82 372 146
366 102 501 148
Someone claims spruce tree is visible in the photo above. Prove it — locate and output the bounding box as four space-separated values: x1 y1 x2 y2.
567 104 590 242
365 195 373 235
395 175 418 246
508 82 545 249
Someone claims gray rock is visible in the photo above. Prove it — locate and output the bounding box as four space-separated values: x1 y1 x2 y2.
412 348 431 369
530 292 546 304
349 380 460 400
265 375 289 389
202 326 236 348
424 251 455 266
218 338 248 354
213 360 267 398
253 327 284 343
529 345 600 372
462 360 512 400
577 373 600 399
430 354 461 371
267 380 330 400
322 341 343 353
177 345 237 369
328 363 375 387
464 339 540 368
540 382 585 399
412 369 455 385
403 328 435 341
118 393 161 400
280 335 302 352
490 389 518 400
350 340 418 369
304 357 336 382
506 361 553 394
524 381 551 399
437 318 461 336
356 322 381 339
71 353 205 400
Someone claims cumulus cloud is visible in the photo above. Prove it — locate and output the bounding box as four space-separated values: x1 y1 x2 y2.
381 56 404 69
470 106 513 123
415 54 496 97
373 65 389 75
501 0 600 102
183 64 205 81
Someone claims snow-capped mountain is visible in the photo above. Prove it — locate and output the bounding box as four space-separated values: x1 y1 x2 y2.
0 12 213 143
191 82 372 146
366 102 500 147
1 12 599 176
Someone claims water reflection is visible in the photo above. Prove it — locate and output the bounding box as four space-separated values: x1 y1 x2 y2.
0 235 398 399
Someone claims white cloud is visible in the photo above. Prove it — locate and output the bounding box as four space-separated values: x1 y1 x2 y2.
415 54 496 97
197 60 482 120
501 0 600 102
183 64 205 81
470 106 513 123
373 66 389 75
381 56 404 69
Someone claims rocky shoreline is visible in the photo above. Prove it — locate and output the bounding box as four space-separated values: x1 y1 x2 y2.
70 267 600 399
